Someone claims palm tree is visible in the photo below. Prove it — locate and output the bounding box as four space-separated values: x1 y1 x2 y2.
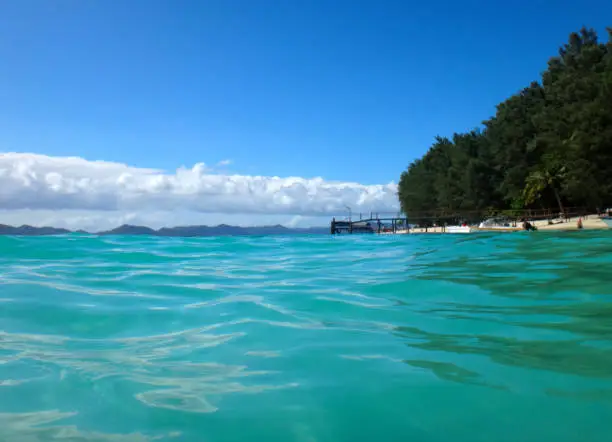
523 165 567 213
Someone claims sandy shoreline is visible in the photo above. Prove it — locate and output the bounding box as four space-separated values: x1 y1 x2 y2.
378 215 609 235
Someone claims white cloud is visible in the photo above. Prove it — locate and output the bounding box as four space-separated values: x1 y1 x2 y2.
0 152 398 213
216 159 232 167
0 152 399 230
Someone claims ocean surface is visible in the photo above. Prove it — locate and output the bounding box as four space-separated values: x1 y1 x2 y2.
1 232 612 442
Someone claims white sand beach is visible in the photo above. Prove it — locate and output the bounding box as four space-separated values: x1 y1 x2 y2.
377 214 609 235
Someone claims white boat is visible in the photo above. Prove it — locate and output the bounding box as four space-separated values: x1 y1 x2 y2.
476 216 522 232
446 225 473 233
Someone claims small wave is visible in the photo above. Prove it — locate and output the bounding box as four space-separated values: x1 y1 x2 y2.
0 232 611 440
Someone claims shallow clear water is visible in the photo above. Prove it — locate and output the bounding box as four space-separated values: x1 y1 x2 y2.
1 231 612 441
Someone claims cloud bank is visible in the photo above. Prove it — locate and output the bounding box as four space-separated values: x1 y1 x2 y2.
0 153 399 230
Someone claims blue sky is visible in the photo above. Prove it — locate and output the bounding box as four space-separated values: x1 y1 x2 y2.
0 0 610 229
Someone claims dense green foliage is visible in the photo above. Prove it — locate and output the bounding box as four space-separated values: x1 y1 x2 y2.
398 27 612 218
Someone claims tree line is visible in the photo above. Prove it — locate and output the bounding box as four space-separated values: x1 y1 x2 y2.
397 27 612 221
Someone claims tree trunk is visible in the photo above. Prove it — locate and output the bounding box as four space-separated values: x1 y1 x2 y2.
553 187 565 217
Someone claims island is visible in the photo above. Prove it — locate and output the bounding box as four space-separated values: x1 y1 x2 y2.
397 26 612 223
0 224 329 237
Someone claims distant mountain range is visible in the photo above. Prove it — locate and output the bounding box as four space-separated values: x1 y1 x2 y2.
0 223 329 236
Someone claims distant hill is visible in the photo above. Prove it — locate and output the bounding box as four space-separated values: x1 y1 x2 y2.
100 224 328 236
0 223 329 236
0 224 71 236
101 224 157 235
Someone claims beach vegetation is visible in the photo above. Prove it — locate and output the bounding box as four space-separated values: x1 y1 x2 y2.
398 26 612 216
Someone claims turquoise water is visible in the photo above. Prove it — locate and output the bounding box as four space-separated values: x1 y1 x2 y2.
1 232 612 441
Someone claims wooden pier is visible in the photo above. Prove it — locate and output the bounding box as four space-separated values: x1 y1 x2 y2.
330 213 408 235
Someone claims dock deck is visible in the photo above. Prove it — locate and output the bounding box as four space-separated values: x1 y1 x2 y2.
330 215 408 235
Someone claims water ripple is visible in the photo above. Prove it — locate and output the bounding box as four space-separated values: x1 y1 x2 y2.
0 232 611 441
